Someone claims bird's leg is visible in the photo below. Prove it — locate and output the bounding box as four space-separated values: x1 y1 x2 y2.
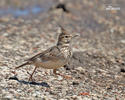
53 69 72 79
28 66 37 81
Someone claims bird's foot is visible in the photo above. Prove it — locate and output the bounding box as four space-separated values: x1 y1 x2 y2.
60 74 72 79
53 69 72 79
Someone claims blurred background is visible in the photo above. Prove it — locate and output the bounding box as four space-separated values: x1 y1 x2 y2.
0 0 124 52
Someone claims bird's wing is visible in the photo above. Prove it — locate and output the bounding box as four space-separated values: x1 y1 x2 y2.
40 46 65 62
26 46 64 62
15 46 65 69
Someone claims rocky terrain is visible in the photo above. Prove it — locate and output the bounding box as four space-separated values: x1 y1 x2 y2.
0 0 125 99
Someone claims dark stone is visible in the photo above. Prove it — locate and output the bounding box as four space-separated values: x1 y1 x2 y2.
64 65 70 70
72 81 79 85
120 68 125 73
56 3 69 13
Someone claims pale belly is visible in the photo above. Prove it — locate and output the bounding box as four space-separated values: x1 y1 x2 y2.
34 60 67 69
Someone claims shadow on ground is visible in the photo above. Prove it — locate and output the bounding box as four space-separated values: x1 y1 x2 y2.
9 76 50 88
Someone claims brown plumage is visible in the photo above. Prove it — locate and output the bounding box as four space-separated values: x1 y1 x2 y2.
15 25 79 81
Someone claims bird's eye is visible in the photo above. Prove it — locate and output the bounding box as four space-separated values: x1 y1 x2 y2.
65 36 68 38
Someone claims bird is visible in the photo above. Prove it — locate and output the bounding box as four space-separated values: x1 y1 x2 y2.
15 25 79 81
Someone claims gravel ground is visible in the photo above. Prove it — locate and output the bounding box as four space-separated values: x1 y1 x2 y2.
0 0 125 99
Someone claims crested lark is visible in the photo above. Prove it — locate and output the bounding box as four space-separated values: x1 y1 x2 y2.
15 26 79 81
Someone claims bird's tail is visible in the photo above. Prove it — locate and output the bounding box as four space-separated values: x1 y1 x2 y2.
15 62 30 69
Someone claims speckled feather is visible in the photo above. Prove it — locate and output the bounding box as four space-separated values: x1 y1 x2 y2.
28 46 71 69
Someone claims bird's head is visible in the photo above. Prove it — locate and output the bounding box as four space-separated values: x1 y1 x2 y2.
57 25 79 46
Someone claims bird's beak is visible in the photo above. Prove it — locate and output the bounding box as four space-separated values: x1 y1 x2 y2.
72 33 80 39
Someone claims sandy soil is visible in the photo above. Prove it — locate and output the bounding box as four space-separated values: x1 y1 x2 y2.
0 0 125 99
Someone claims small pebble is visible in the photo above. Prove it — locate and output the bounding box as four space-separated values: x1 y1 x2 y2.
57 76 63 80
